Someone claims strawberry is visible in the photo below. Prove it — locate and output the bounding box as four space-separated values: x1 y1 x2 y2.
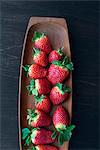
32 31 52 54
53 105 69 128
22 128 55 145
35 78 51 95
23 64 47 79
49 47 63 63
27 109 51 127
50 83 71 105
34 95 51 113
27 79 51 96
52 105 75 145
32 47 48 67
29 145 58 150
48 56 74 84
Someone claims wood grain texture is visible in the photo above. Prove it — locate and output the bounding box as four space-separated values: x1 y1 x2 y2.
0 1 99 150
19 17 72 150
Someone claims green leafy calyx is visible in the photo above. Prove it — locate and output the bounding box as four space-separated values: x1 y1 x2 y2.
27 109 37 125
32 31 46 42
22 128 39 146
22 128 31 140
52 56 74 71
57 124 76 145
26 79 38 96
22 128 31 146
52 60 62 66
66 62 74 71
22 65 30 77
34 95 45 104
56 83 71 94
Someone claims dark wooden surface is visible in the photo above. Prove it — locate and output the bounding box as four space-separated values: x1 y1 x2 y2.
0 1 99 150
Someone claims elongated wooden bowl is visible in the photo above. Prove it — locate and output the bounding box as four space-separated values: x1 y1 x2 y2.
18 17 72 150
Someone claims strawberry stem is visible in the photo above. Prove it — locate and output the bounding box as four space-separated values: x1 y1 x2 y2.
57 47 64 56
32 47 40 57
62 56 68 65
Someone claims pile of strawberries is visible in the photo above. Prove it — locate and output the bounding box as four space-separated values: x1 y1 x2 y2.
22 31 75 150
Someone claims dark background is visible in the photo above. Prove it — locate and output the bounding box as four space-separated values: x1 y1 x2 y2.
0 1 99 150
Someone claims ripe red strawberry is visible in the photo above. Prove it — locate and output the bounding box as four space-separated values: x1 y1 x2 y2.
27 79 51 96
48 56 74 84
27 109 51 127
30 145 58 150
50 83 71 105
35 78 51 95
49 47 63 63
53 105 69 128
52 105 75 145
23 64 47 79
32 31 52 54
34 95 51 113
32 47 48 67
22 128 55 145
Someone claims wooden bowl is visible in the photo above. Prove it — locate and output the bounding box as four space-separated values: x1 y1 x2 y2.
18 17 72 150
